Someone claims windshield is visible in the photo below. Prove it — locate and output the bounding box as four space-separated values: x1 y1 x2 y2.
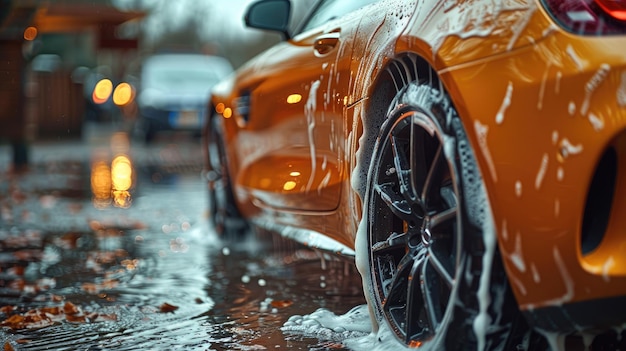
142 55 231 92
147 68 221 90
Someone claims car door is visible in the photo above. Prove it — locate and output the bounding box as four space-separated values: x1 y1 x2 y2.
232 0 378 212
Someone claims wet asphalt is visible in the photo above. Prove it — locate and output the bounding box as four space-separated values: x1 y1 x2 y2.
0 122 366 350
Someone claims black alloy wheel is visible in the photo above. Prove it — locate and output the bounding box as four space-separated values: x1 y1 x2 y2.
366 81 519 350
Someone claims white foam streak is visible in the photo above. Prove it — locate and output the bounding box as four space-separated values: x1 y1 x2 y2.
588 113 605 131
534 153 549 190
510 232 526 272
496 81 513 124
603 256 615 282
473 204 497 351
566 45 585 71
306 80 321 192
426 0 536 55
536 329 567 351
474 120 498 182
538 65 549 110
559 138 583 158
618 71 626 106
545 247 574 306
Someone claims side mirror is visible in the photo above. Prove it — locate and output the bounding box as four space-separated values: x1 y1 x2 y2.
244 0 291 40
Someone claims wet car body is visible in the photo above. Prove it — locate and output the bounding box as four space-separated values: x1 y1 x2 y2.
138 53 232 142
204 0 626 348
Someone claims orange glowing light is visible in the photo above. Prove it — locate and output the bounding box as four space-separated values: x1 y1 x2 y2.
112 190 132 209
93 79 113 104
111 155 133 209
223 107 233 118
91 161 112 208
111 155 133 191
287 94 302 104
24 27 37 41
283 180 297 191
113 82 133 106
408 340 423 348
215 103 225 114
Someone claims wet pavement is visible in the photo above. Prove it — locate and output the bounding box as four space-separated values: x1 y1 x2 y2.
0 123 366 350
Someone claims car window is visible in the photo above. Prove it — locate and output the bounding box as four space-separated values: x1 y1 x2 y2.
299 0 380 33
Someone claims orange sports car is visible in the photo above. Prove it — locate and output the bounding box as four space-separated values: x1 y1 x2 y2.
203 0 626 349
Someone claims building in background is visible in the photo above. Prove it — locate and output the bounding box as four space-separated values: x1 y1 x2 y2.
0 0 143 170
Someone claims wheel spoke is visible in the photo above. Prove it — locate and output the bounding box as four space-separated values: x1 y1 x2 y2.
374 182 413 221
421 143 445 206
382 248 428 339
372 231 409 254
421 255 445 333
405 251 431 342
391 133 417 202
410 125 428 197
427 246 454 288
430 205 457 231
382 251 414 309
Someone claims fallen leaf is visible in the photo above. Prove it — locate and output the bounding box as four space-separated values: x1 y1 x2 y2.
40 306 60 316
0 305 14 315
65 313 86 323
270 300 293 308
63 301 79 315
159 303 178 313
4 341 15 351
2 314 25 327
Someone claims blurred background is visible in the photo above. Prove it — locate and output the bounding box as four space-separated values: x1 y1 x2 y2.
0 0 315 168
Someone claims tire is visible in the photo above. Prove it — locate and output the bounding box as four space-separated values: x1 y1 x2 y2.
365 81 522 350
206 116 248 238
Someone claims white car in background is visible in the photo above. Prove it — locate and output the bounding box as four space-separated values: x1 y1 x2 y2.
137 53 232 142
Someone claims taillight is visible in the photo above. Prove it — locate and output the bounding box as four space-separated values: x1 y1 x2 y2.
596 0 626 21
541 0 626 35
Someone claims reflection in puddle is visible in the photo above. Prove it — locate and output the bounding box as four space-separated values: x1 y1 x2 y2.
91 159 112 208
1 133 370 350
111 155 133 208
90 132 135 209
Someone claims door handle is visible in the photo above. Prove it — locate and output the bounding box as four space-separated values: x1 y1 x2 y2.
313 32 340 56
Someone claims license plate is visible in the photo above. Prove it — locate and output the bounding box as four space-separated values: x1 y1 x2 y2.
175 110 199 127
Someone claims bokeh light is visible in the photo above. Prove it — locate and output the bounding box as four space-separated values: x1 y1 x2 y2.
215 102 225 114
223 107 232 118
113 82 134 106
287 94 302 104
111 155 133 191
93 79 113 104
91 161 112 209
23 26 37 41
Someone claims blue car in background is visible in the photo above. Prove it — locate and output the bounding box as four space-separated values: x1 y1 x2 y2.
137 53 232 142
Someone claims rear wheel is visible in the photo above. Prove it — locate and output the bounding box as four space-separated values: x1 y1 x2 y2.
207 116 248 237
366 81 520 349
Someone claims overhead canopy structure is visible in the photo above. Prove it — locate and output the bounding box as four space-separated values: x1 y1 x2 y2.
1 1 144 48
34 3 144 32
34 3 144 49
